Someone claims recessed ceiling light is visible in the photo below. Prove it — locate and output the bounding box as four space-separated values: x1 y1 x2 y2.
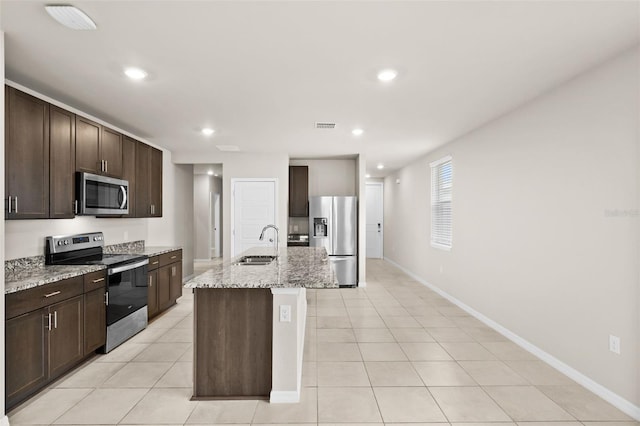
352 128 364 136
45 5 97 30
202 128 215 136
377 69 397 82
207 171 214 176
377 164 384 170
365 174 371 178
214 173 218 177
216 145 240 152
124 67 148 80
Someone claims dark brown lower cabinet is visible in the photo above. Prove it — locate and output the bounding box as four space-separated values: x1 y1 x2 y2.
5 272 105 410
49 296 84 380
5 308 48 408
83 288 106 355
147 269 159 318
148 250 183 320
169 262 183 302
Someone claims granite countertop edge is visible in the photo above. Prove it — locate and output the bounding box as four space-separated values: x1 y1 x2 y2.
185 247 339 290
5 264 107 295
5 246 183 295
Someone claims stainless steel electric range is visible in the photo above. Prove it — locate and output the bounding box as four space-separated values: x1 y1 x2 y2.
45 232 149 353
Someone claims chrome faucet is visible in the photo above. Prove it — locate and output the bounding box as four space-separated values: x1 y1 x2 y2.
259 224 279 258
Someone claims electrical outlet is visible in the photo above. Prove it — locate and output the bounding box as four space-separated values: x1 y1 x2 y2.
279 305 291 322
609 335 621 354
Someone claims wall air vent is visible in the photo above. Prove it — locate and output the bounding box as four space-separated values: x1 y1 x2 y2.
315 122 336 129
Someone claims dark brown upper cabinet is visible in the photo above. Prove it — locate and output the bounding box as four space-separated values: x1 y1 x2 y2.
76 117 122 178
49 106 76 218
101 127 122 178
289 166 309 217
135 142 163 218
75 116 101 175
121 136 137 218
5 86 50 219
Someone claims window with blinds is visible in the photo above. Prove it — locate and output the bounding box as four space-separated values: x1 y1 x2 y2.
430 155 452 250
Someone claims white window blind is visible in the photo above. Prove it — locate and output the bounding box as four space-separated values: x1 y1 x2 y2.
430 156 452 250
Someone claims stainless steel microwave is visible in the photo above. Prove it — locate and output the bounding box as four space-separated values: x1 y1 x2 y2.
76 172 129 215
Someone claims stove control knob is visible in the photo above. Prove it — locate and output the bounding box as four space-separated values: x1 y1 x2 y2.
64 240 69 245
57 241 62 246
94 237 98 241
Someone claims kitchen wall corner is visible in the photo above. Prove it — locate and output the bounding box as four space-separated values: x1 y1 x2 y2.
1 28 7 424
356 154 367 286
146 151 194 278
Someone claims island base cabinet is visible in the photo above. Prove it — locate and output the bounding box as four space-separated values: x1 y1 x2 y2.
148 250 183 320
193 288 272 399
5 309 48 408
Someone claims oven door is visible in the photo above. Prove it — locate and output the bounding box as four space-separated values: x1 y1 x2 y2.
77 172 129 216
106 259 149 326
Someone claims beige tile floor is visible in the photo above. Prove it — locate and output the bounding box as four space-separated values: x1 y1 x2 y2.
8 259 639 425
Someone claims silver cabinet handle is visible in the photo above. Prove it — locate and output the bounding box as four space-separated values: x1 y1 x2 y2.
92 277 105 283
14 196 18 213
44 291 61 298
100 160 104 172
149 275 153 287
105 160 108 174
53 311 57 329
170 255 177 259
46 313 52 331
151 261 159 265
7 196 11 213
104 292 109 305
74 200 78 215
150 205 153 215
172 266 176 276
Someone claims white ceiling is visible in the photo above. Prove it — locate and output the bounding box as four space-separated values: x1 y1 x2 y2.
2 1 638 177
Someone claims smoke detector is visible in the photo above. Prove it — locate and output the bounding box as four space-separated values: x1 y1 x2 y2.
315 122 336 129
45 5 97 30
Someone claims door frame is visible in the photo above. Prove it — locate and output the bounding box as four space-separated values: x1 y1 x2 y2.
212 192 221 258
366 182 384 259
230 178 279 257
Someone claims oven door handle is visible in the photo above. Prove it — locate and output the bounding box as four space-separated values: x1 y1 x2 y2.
108 259 149 275
119 186 127 210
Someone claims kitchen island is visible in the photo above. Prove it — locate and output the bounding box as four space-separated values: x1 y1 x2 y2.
185 247 337 403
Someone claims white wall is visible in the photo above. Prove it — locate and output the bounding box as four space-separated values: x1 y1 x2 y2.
193 174 211 261
356 154 367 286
384 48 640 410
289 159 356 196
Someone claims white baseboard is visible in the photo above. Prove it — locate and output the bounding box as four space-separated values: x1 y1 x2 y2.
384 256 640 421
358 280 367 288
1 415 9 426
269 390 300 403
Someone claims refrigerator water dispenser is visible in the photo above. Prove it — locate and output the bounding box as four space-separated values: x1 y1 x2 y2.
313 218 328 237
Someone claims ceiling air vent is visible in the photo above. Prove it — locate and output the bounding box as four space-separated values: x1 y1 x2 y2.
45 5 97 30
315 122 336 129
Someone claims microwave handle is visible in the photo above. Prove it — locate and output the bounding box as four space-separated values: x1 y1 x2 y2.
119 186 127 209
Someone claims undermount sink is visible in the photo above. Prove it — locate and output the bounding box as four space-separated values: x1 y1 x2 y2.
235 255 277 266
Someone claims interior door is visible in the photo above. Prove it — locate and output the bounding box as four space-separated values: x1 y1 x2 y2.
366 183 384 258
233 180 276 256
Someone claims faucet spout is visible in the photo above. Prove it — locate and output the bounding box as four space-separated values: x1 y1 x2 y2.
258 224 279 258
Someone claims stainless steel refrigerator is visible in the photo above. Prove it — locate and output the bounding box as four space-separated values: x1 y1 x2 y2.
309 196 357 286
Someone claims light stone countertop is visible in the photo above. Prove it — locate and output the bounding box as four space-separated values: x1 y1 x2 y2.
185 247 338 289
5 245 182 295
5 264 106 294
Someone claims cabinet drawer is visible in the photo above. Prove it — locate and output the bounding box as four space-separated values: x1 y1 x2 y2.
6 276 84 320
148 255 160 270
83 270 107 293
159 250 182 267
